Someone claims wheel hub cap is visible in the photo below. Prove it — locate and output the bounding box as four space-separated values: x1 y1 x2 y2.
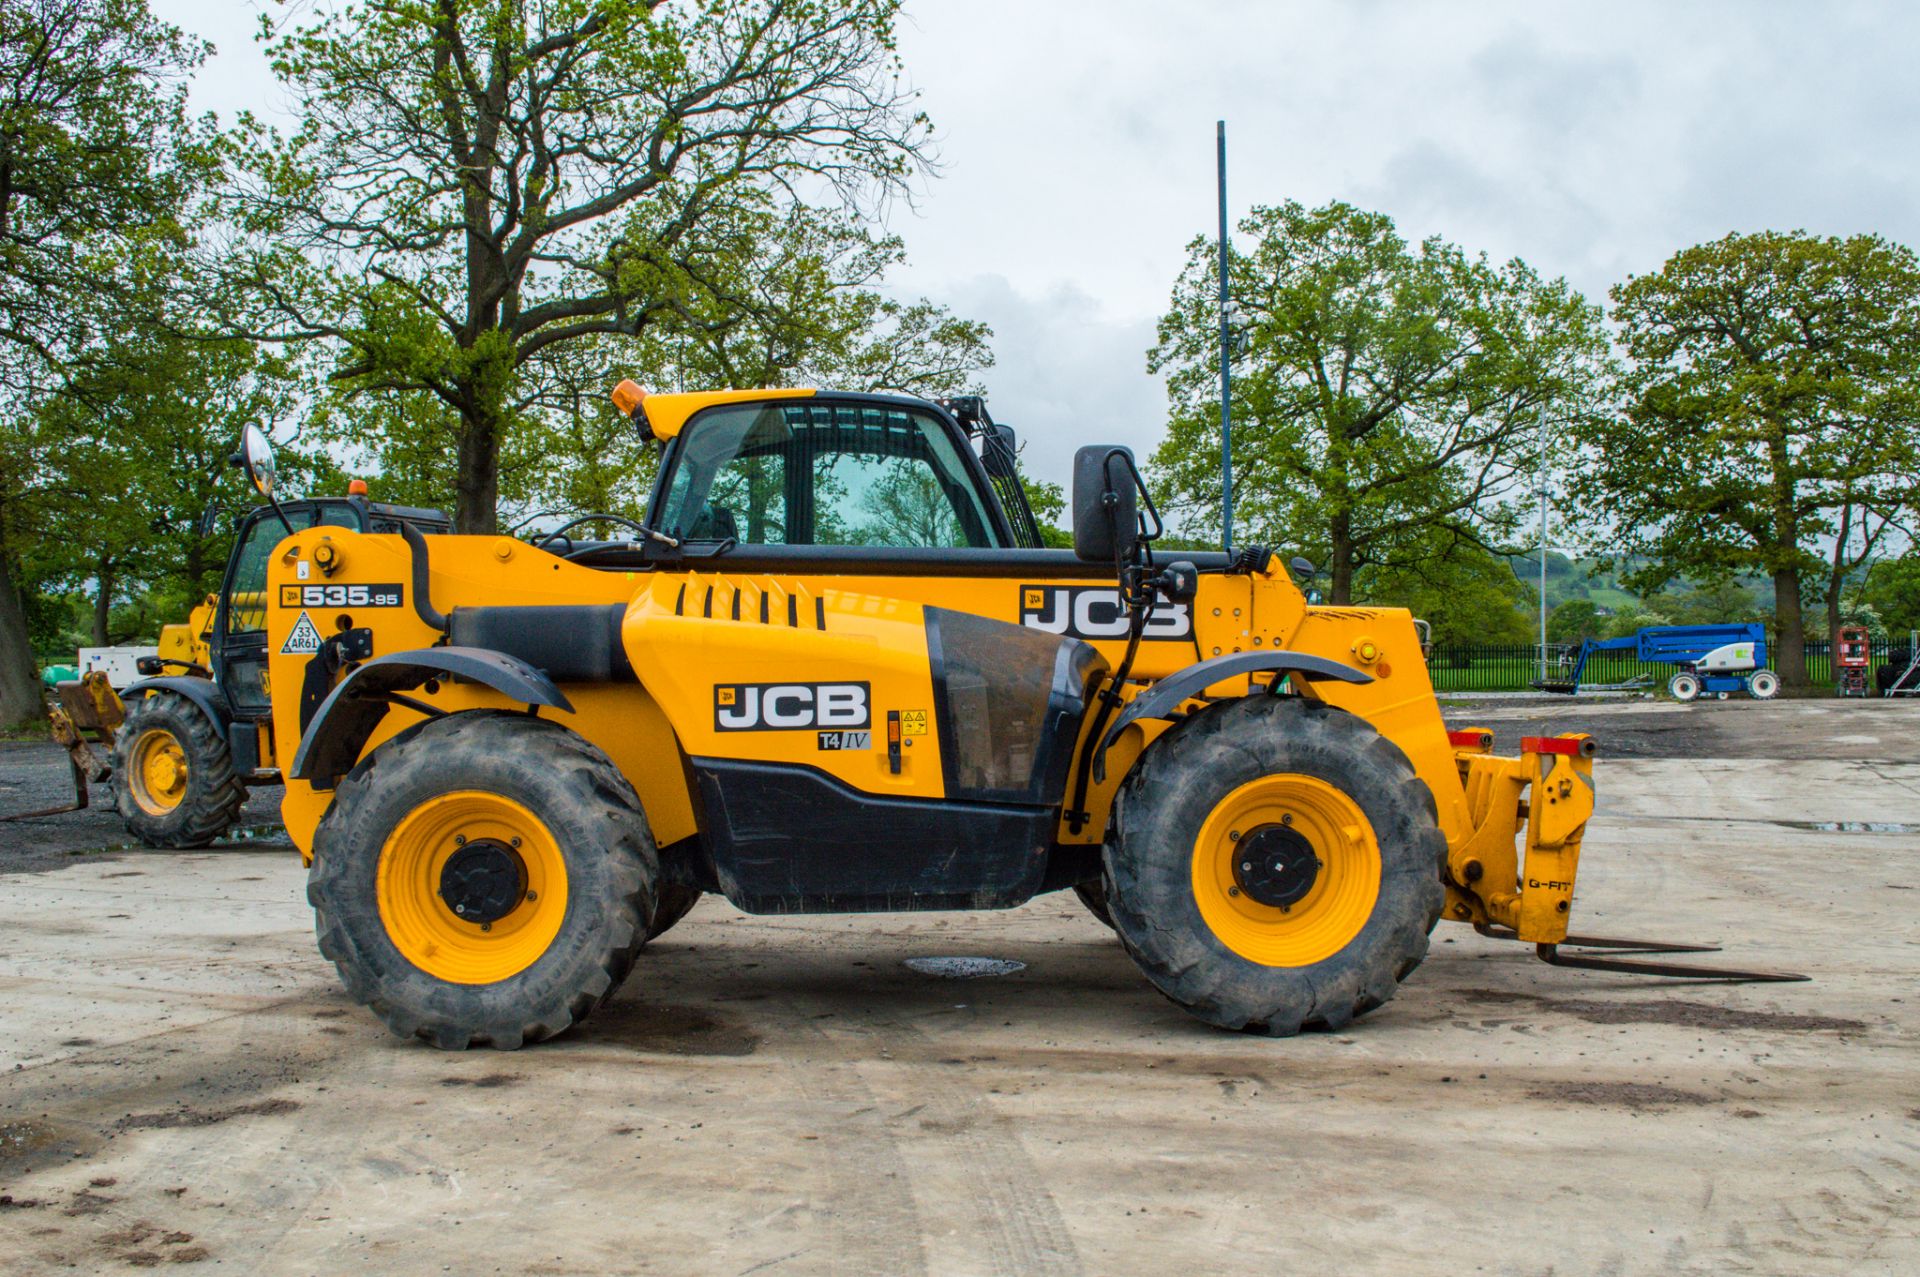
1232 824 1322 908
438 840 526 924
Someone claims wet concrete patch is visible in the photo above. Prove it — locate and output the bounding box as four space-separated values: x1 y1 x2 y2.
1780 819 1918 834
114 1098 301 1132
1467 988 1867 1033
0 1117 99 1176
438 1073 523 1089
1529 1080 1713 1111
573 1001 761 1056
904 956 1027 979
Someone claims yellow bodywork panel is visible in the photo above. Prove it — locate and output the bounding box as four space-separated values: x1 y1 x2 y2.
257 517 1586 946
156 596 215 670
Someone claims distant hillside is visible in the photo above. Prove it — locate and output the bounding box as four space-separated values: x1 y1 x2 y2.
1502 552 1774 615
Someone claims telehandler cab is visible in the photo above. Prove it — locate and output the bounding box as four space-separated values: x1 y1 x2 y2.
226 386 1794 1049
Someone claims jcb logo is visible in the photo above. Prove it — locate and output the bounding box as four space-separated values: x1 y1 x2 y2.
714 682 870 732
1019 586 1192 641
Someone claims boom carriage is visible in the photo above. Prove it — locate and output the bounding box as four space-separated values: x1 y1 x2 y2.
233 387 1786 1049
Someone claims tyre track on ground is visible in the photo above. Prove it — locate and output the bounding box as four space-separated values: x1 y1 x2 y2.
810 1001 1083 1277
789 1014 929 1277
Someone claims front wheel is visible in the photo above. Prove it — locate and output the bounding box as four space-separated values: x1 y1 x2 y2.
1106 697 1444 1035
1669 671 1702 702
1747 669 1780 700
111 691 245 848
308 712 657 1049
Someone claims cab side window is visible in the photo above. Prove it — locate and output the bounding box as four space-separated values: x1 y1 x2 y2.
660 403 1001 549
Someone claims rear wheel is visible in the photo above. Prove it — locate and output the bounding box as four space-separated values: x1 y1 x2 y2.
1747 669 1780 700
1669 671 1702 702
111 691 245 848
1106 697 1444 1035
308 712 656 1050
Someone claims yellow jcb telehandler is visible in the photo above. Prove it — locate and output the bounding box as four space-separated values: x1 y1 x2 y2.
212 387 1795 1049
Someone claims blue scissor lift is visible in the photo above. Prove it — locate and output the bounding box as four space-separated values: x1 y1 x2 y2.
1538 622 1779 701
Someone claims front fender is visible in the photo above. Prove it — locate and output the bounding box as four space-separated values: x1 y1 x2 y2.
289 646 573 787
1099 649 1371 756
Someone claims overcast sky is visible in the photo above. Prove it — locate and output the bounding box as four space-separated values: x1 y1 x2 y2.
156 1 1920 489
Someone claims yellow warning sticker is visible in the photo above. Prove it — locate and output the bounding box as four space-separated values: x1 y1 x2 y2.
901 709 928 736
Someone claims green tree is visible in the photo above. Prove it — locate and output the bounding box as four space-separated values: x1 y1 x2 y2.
1859 555 1920 635
26 324 330 647
1663 578 1760 627
1353 539 1535 646
1547 598 1603 644
0 0 213 724
1148 200 1611 603
225 0 931 536
347 203 996 535
1575 231 1920 689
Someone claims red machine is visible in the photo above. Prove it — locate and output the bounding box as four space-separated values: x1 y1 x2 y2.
1836 625 1872 697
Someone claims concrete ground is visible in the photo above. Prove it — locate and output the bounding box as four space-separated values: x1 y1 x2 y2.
0 699 1915 1275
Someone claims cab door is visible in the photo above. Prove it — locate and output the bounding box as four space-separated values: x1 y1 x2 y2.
214 504 361 718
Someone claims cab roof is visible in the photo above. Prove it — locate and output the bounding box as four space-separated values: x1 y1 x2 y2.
634 388 816 440
628 388 971 440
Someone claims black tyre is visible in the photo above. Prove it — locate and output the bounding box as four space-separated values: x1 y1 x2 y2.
1072 878 1115 930
111 691 246 848
1106 696 1445 1035
647 882 702 940
308 711 657 1050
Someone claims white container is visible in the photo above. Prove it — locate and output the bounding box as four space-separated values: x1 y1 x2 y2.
76 646 161 690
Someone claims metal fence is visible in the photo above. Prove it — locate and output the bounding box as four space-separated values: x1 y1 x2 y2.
1426 636 1914 694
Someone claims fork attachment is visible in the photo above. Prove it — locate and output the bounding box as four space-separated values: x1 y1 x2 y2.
1534 942 1809 984
1444 731 1808 984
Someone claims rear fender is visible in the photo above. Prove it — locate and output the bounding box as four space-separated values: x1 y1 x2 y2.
121 675 229 732
290 647 572 788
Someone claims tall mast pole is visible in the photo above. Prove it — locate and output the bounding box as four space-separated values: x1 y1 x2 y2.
1217 121 1233 553
1539 417 1549 683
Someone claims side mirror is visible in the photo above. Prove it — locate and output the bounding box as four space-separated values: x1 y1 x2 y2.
1289 555 1318 580
196 500 225 539
1071 445 1142 564
237 424 277 499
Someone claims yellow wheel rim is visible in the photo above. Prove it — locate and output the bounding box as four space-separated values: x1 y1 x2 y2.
375 791 569 985
1191 774 1381 967
129 728 189 815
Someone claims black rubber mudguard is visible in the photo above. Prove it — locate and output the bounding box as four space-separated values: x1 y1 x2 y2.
290 647 572 787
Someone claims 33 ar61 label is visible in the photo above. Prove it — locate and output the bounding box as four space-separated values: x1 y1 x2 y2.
279 583 405 609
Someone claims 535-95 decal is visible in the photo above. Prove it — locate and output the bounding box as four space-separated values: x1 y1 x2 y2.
280 583 405 609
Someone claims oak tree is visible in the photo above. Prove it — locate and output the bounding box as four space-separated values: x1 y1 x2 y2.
225 0 932 535
1574 231 1920 689
1149 200 1611 605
